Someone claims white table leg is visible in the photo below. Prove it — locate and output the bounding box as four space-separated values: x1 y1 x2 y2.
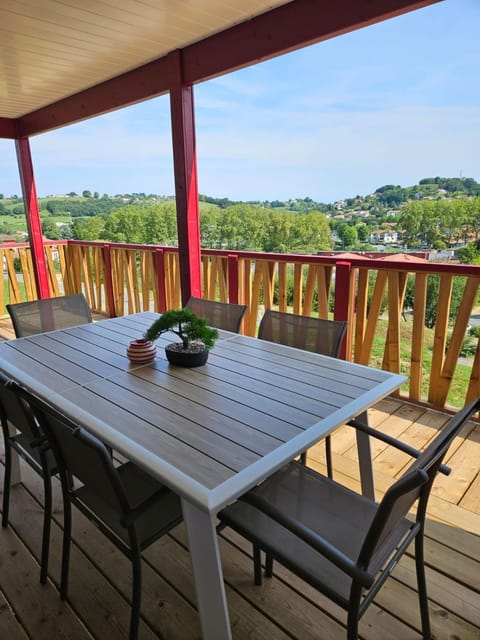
181 498 232 640
354 411 376 500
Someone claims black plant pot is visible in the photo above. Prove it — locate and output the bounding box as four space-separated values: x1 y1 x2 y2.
165 343 209 367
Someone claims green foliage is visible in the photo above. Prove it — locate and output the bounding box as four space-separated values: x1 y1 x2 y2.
418 176 480 195
336 223 357 249
457 244 480 264
144 309 218 349
469 325 480 338
422 275 467 329
102 203 177 244
41 218 60 240
72 216 105 240
200 205 331 253
356 224 369 242
374 184 407 207
45 196 123 217
445 332 478 357
459 337 477 357
398 197 480 250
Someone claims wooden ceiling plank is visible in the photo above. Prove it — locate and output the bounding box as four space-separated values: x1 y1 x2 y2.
2 0 440 135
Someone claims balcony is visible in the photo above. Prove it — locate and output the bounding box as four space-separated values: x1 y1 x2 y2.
1 241 479 639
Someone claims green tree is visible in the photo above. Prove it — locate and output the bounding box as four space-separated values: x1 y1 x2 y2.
41 218 60 240
357 224 369 242
337 223 357 249
457 244 480 264
72 216 104 240
290 211 332 252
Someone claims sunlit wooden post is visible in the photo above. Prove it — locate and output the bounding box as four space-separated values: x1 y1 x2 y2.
154 248 168 312
333 260 355 360
15 137 51 299
102 243 116 317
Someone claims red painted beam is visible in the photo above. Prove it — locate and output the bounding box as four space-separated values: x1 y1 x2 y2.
168 52 202 306
15 138 51 299
13 0 439 137
182 0 440 84
0 118 17 138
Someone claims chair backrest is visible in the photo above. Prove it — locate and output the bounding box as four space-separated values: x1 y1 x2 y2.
185 296 247 333
21 391 129 515
7 293 93 338
258 309 347 357
0 371 43 444
359 397 480 574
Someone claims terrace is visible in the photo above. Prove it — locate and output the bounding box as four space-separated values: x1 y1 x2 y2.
1 240 479 640
0 1 479 639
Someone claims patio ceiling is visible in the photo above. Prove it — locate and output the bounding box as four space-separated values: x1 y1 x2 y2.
0 0 291 120
0 0 440 138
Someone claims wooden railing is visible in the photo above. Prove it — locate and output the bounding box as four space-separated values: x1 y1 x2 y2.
2 240 480 411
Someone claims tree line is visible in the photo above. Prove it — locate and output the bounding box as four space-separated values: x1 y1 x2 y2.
398 197 480 250
70 203 332 254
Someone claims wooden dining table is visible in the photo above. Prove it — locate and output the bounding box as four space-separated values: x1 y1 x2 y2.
0 311 405 639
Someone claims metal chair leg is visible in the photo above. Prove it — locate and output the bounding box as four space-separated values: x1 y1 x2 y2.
415 532 433 639
2 442 12 528
265 552 273 578
253 544 262 585
60 491 72 600
40 473 53 584
130 547 142 640
325 435 333 479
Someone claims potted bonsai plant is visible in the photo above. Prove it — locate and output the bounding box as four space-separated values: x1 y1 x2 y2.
143 308 218 367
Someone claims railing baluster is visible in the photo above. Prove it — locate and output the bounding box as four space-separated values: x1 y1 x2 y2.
4 239 480 411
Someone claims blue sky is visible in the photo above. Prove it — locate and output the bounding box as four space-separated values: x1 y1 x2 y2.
1 0 479 204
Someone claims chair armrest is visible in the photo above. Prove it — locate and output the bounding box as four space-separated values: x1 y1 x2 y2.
240 491 374 589
347 418 451 476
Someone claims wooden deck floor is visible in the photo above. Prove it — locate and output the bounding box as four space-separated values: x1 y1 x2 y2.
0 317 479 639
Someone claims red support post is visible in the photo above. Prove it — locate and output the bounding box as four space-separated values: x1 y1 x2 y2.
227 254 239 304
168 51 202 307
15 138 51 299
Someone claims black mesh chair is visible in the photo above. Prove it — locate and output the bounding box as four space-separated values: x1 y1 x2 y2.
15 386 183 640
185 296 247 333
258 309 348 474
219 397 480 640
0 372 57 584
7 293 93 338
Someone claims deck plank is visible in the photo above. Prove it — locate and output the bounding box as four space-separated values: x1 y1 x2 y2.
0 398 479 640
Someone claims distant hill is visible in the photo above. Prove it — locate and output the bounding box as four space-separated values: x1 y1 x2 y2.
1 176 478 217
